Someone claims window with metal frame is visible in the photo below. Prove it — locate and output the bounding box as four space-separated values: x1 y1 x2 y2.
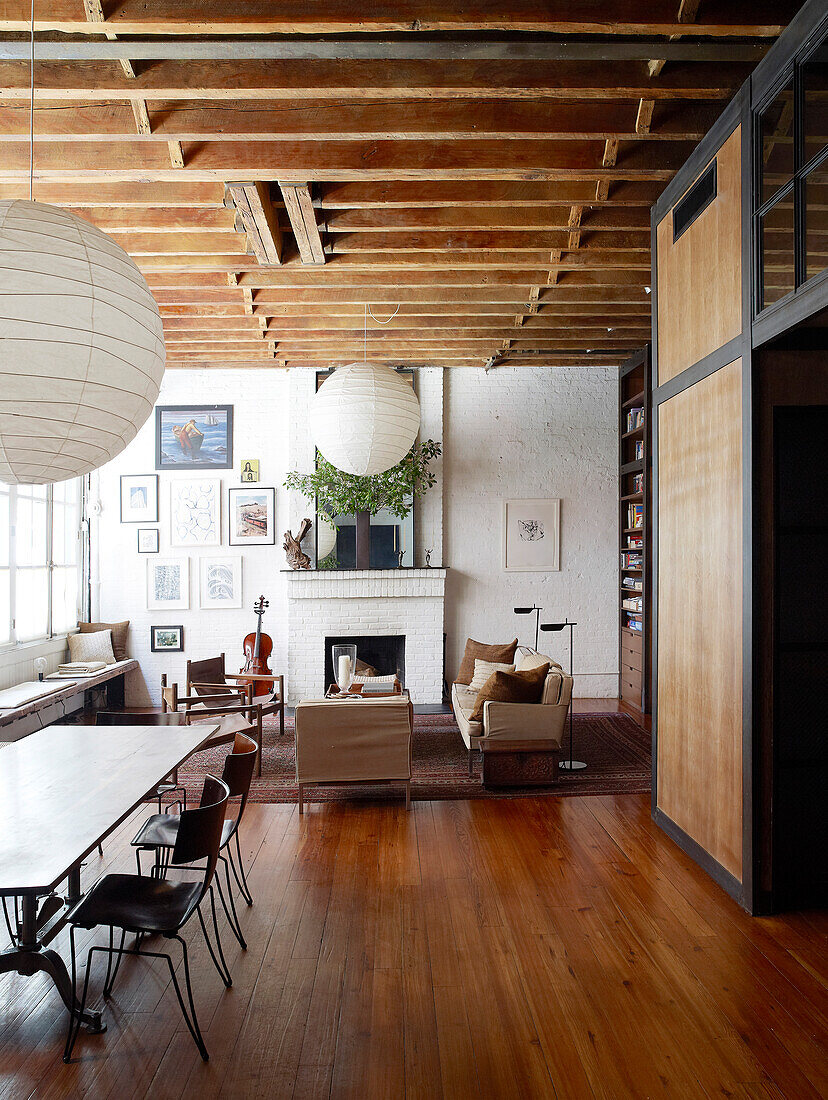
0 479 85 647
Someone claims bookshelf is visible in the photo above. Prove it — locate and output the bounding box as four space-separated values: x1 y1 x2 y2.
618 346 651 715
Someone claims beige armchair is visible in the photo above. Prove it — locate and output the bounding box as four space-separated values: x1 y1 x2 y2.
451 649 573 778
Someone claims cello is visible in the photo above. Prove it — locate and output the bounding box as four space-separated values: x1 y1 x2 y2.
239 595 273 697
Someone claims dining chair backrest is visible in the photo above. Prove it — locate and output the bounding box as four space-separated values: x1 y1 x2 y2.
96 711 184 726
221 733 257 832
171 775 230 897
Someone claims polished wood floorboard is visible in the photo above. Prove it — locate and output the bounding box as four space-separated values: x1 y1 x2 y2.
1 794 824 1099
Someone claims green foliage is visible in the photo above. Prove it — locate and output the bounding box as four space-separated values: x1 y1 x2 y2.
284 439 442 520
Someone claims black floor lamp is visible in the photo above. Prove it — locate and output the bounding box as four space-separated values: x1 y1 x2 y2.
540 619 585 771
514 606 542 651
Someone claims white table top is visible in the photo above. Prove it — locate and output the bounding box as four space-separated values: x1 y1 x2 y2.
0 723 217 896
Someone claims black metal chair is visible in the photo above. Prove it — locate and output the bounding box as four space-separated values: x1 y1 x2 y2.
63 775 230 1064
95 711 189 812
131 732 257 950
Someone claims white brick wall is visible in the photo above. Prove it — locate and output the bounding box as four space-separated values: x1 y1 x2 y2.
443 366 619 698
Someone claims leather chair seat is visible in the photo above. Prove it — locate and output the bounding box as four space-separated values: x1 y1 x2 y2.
133 813 234 852
67 873 202 935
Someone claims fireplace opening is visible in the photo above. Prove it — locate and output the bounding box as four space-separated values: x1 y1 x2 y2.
324 634 405 691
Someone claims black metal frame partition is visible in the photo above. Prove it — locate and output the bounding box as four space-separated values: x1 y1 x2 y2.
649 0 828 915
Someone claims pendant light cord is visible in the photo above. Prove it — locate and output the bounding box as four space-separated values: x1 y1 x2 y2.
362 303 401 363
29 0 35 201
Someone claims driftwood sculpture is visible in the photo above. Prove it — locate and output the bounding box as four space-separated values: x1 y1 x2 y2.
283 517 313 570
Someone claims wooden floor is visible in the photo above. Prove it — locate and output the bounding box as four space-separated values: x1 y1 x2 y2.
1 794 825 1100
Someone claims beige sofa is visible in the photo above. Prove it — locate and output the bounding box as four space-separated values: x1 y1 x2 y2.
451 649 574 775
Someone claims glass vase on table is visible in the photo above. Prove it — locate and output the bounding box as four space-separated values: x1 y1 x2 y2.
331 644 357 695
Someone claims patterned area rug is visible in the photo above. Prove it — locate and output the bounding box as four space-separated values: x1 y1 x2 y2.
176 712 650 803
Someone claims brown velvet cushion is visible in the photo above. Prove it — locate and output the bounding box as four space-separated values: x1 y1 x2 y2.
470 662 550 722
79 620 129 661
456 637 519 685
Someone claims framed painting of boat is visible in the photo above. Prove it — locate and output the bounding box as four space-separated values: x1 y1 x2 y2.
228 487 275 546
155 404 233 471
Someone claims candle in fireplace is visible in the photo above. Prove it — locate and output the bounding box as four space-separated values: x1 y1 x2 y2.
337 653 351 691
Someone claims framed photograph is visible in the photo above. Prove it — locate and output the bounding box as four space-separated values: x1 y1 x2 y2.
137 528 159 554
150 625 183 653
170 478 221 547
146 557 190 610
240 459 259 483
199 555 243 609
228 487 275 546
155 404 233 471
120 474 158 523
503 498 561 572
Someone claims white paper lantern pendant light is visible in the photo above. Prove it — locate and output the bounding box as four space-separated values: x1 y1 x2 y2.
0 8 165 485
309 305 420 476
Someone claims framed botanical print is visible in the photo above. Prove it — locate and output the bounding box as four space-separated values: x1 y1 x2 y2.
155 404 233 471
150 625 183 653
120 474 158 523
137 528 159 554
199 555 243 609
228 487 275 546
503 499 561 572
169 478 221 547
146 557 190 610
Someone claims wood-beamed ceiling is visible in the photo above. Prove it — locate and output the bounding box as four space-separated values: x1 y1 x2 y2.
0 2 799 370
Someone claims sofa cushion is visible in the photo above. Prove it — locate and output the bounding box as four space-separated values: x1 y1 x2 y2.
516 649 561 673
456 637 518 685
68 629 116 665
451 683 483 744
470 662 550 722
469 658 515 692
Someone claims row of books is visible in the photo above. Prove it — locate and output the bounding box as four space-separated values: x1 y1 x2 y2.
626 407 645 432
635 440 644 460
626 502 643 530
624 613 643 632
627 533 643 549
621 551 643 569
622 596 643 613
623 578 643 592
632 472 644 494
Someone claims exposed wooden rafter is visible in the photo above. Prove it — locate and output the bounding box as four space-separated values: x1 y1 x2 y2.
278 184 326 265
227 182 283 265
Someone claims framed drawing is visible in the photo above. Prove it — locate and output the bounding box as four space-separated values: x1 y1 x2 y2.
120 474 158 523
240 459 259 483
150 625 183 653
199 555 243 609
503 499 561 572
170 478 221 547
228 487 275 546
146 557 190 610
137 528 159 554
155 404 233 471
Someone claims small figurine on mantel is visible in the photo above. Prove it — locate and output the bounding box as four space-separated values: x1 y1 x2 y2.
424 548 433 567
283 517 312 570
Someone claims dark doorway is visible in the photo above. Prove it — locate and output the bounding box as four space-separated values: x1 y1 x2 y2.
756 348 828 912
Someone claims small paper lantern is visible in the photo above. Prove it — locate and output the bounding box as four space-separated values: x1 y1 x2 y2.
0 200 166 484
309 362 420 475
316 515 338 560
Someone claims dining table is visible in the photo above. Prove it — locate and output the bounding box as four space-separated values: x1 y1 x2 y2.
0 721 218 1033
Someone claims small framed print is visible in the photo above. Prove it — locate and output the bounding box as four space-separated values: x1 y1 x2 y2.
150 625 183 653
240 459 259 483
120 474 158 523
137 528 159 554
146 557 190 610
228 486 275 546
199 555 242 609
503 498 561 572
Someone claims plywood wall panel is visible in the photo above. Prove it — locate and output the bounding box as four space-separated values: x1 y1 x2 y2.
656 360 743 880
656 127 742 386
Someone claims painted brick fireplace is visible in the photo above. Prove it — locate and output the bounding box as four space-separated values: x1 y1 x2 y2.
285 568 446 704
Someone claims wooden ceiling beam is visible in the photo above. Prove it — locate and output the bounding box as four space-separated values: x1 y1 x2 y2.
0 99 719 144
278 183 326 265
0 60 751 101
227 181 283 264
82 0 136 81
0 138 690 180
316 180 662 207
144 268 650 289
0 180 225 205
0 2 795 37
326 230 649 252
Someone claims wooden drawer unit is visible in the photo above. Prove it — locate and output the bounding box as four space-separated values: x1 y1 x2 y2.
620 664 643 706
621 630 643 673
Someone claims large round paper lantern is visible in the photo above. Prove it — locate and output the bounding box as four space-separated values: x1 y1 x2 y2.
309 361 420 475
0 200 165 484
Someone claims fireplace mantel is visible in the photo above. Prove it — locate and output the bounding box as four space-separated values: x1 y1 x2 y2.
286 568 446 600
